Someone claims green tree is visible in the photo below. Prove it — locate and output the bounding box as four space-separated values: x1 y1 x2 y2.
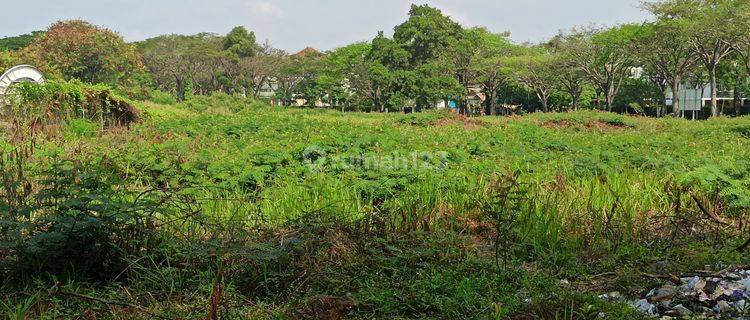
732 1 750 76
648 0 748 116
475 54 513 115
318 42 372 110
393 4 462 65
548 34 582 110
26 20 145 88
0 31 44 51
274 53 321 106
139 33 224 101
633 21 697 116
450 28 515 114
367 32 416 111
390 5 466 109
509 50 560 112
223 26 259 58
562 25 641 112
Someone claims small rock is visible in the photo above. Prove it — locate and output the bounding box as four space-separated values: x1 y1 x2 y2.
650 286 676 303
599 292 622 301
735 299 747 312
704 280 719 295
739 278 750 291
663 309 680 317
633 299 658 316
698 291 710 302
726 272 742 280
560 279 569 285
658 300 671 309
714 300 732 314
702 306 717 317
668 274 682 285
683 276 701 291
672 304 691 316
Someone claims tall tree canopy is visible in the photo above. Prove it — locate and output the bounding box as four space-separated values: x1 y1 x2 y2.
25 20 145 88
633 20 697 115
138 33 224 101
561 25 642 112
0 31 44 52
223 26 259 58
393 4 463 65
648 0 748 116
509 50 560 112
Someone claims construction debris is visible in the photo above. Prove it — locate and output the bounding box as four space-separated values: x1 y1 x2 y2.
600 266 750 319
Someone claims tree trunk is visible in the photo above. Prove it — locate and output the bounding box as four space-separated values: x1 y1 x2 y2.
734 81 741 116
570 90 580 111
671 78 681 117
176 78 186 102
710 65 719 117
459 99 468 115
489 94 497 116
594 89 603 110
539 92 549 113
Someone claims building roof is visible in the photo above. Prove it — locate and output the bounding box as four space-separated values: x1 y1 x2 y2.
294 47 323 58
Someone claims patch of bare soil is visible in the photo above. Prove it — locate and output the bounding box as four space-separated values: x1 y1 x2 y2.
584 119 631 131
541 119 580 129
541 119 632 131
434 114 487 130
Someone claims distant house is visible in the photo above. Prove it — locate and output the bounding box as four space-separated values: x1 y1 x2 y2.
294 47 323 58
435 85 486 114
466 86 487 111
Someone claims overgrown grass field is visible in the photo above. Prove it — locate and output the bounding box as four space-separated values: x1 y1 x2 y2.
2 93 750 319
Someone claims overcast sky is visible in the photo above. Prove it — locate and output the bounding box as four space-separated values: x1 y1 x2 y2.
2 0 652 52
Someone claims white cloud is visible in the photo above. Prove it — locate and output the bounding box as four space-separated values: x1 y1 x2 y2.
248 0 285 19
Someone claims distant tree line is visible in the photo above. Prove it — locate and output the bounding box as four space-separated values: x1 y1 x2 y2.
1 0 749 117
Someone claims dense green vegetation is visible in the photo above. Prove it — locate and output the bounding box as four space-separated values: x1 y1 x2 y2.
1 91 750 318
1 0 750 319
2 0 749 117
0 31 43 52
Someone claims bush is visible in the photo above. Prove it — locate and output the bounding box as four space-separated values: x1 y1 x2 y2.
0 149 180 281
24 20 146 89
63 119 99 139
9 80 140 127
148 89 178 105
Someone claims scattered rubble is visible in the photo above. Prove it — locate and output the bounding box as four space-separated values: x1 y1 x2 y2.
599 266 750 319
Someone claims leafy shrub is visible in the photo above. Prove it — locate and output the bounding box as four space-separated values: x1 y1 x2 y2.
10 80 140 127
62 118 99 139
148 89 178 105
679 163 750 211
0 152 180 281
